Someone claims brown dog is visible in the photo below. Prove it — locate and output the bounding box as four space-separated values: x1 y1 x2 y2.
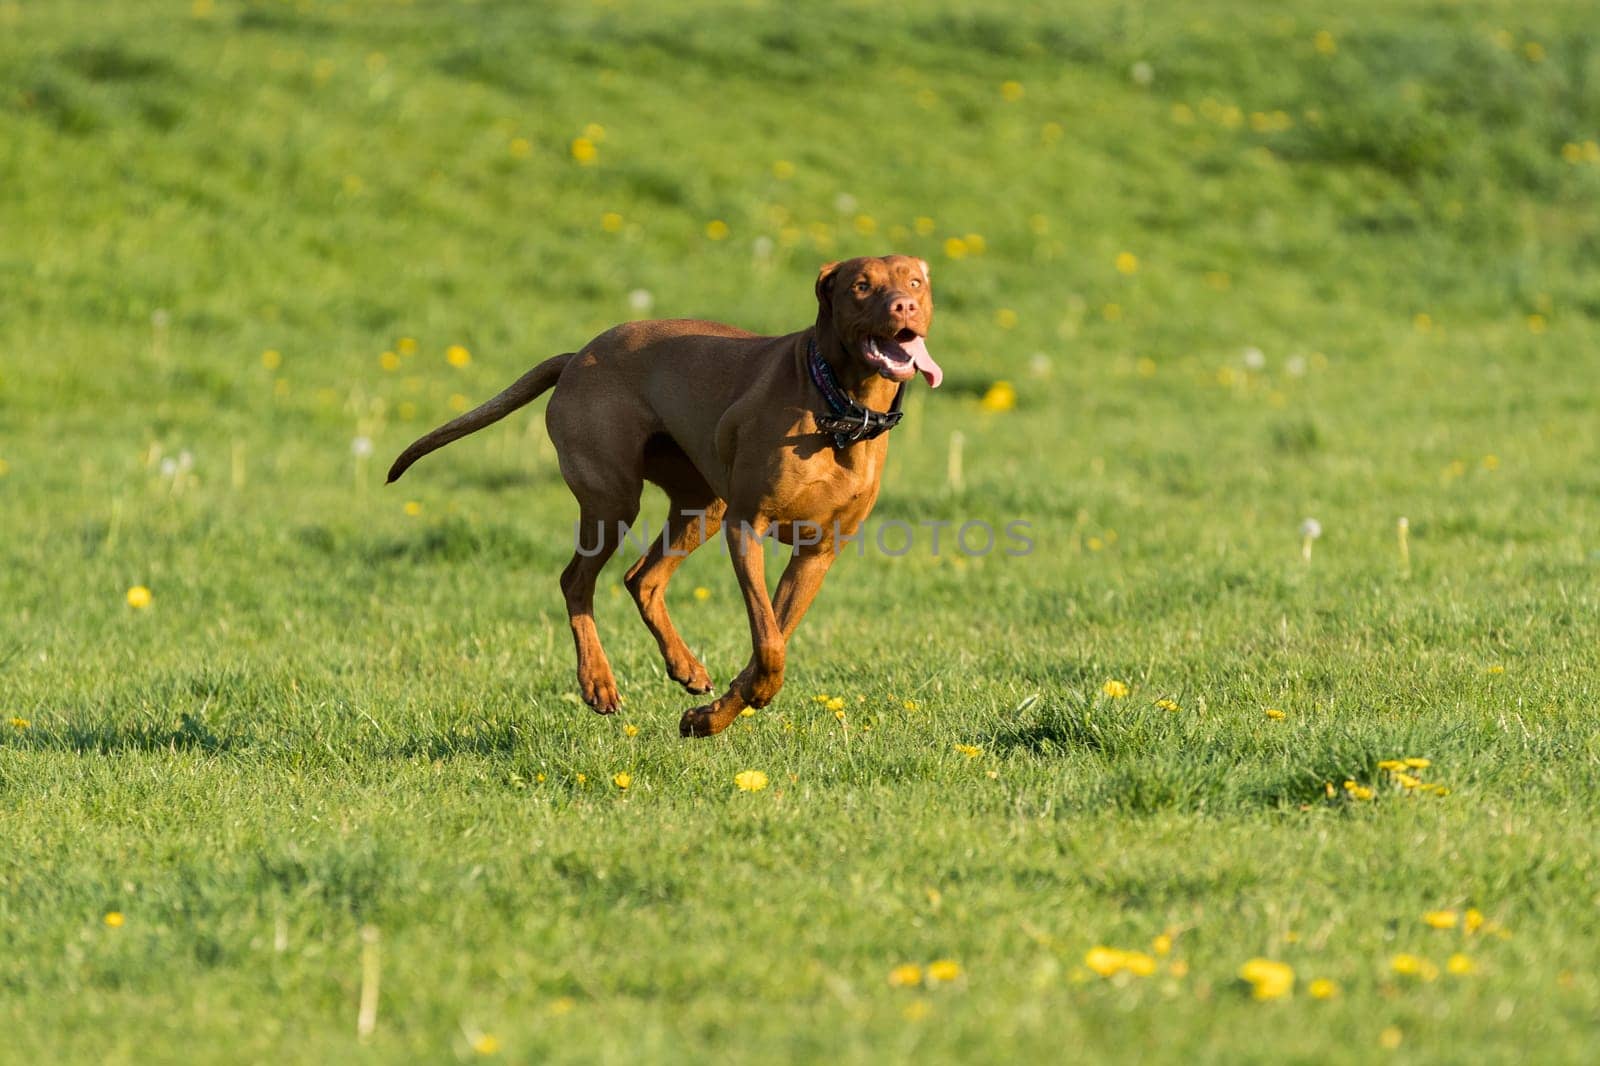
388 255 942 736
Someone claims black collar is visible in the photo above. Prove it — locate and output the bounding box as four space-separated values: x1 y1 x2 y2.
807 336 905 450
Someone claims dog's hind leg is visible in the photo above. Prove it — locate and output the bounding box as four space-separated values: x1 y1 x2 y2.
555 443 642 714
624 494 726 694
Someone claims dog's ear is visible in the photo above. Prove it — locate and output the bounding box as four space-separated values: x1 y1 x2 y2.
814 261 841 309
917 258 930 280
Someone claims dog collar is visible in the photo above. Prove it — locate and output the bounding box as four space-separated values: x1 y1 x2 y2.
807 336 906 450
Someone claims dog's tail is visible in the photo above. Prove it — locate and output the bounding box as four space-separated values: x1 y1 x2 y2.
386 352 573 483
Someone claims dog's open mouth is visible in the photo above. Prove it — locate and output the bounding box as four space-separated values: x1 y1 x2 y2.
861 329 944 387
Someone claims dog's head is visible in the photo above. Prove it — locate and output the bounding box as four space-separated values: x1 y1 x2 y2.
815 255 942 387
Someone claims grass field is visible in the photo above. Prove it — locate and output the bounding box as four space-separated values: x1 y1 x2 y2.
4 0 1600 1061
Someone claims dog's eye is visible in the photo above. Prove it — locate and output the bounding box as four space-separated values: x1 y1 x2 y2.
909 278 922 289
852 280 871 294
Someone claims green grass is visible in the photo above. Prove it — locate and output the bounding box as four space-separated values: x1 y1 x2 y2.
4 0 1600 1061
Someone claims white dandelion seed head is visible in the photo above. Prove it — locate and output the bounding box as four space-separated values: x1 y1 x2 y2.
351 436 374 457
1285 354 1308 377
1300 518 1322 539
151 309 170 329
752 235 774 259
833 193 858 215
1028 353 1053 378
1131 61 1155 86
1242 347 1266 371
178 450 194 471
160 457 178 477
627 289 653 313
1397 516 1409 530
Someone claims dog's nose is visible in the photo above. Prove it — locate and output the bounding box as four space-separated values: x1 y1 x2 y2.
889 294 920 317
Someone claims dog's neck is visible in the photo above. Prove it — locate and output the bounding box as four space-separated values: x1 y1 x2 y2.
810 321 903 412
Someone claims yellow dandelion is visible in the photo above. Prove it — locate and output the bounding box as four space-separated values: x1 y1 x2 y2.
623 724 638 737
1238 958 1294 1000
508 137 532 159
1413 312 1433 332
853 214 876 235
964 233 986 255
472 1033 500 1055
1102 679 1130 699
1308 978 1339 1000
771 159 795 180
734 769 769 792
1378 760 1405 771
1102 303 1123 321
888 963 923 987
0 458 8 476
380 351 400 371
1404 757 1431 769
601 211 624 233
1423 910 1458 930
1390 953 1437 980
901 1000 930 1020
1155 698 1180 712
1347 785 1374 801
1523 41 1545 63
692 586 711 601
1379 1026 1403 1050
1527 313 1547 334
1115 252 1139 275
446 344 472 368
902 700 920 711
980 381 1017 412
1125 952 1158 976
1000 80 1024 102
1313 30 1337 55
570 136 597 164
8 717 29 730
1463 908 1486 933
739 707 755 718
104 912 125 928
704 220 730 241
403 501 422 517
914 216 936 236
575 773 587 785
994 307 1018 330
1265 708 1286 720
1392 772 1422 789
1446 953 1476 975
1486 665 1504 675
612 772 631 790
943 237 969 260
397 337 418 356
1150 934 1172 957
1561 142 1584 164
813 693 831 704
125 586 153 609
261 348 283 370
825 697 846 712
953 743 982 759
927 959 962 983
1084 947 1124 977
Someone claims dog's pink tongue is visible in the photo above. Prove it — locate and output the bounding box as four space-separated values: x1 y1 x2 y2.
900 335 943 387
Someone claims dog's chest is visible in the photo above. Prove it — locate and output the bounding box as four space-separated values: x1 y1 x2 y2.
765 450 882 527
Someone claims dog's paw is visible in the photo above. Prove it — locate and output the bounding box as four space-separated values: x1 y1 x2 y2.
670 662 714 695
679 700 734 738
580 675 622 715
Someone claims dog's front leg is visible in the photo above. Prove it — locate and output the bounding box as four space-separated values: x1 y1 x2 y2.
680 516 783 738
